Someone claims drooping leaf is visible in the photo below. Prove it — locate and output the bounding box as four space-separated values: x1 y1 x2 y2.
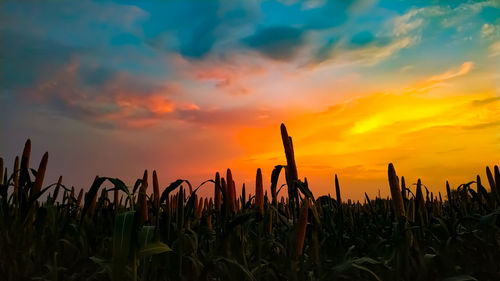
159 179 190 204
80 176 107 222
138 241 172 258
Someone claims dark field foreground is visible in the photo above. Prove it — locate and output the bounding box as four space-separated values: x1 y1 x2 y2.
1 125 499 281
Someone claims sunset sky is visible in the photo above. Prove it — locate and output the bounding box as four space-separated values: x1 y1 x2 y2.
1 0 499 200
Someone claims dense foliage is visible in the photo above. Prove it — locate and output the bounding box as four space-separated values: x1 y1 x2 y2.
1 124 499 281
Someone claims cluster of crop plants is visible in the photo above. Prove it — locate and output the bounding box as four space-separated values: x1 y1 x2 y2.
1 124 499 281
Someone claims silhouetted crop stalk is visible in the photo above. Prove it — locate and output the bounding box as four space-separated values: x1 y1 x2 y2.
177 186 184 277
446 181 452 204
388 163 405 219
241 183 246 208
114 185 119 210
221 177 227 216
196 196 203 219
214 172 221 211
486 166 498 203
99 188 107 208
231 177 236 212
293 199 309 259
31 152 48 199
335 174 344 221
335 174 342 205
255 168 264 214
226 169 236 214
415 179 425 212
280 124 299 218
401 176 407 202
52 176 62 202
153 170 160 212
137 170 149 223
476 175 491 209
13 156 19 200
19 139 31 188
334 174 345 243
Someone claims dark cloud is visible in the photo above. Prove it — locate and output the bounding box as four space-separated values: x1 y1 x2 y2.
143 1 223 59
0 30 79 90
110 33 142 46
311 37 338 65
471 96 499 107
242 26 306 61
8 56 190 129
350 31 375 46
349 31 392 48
179 14 220 59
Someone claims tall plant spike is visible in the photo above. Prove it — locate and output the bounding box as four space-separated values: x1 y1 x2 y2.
280 124 299 216
13 156 19 198
255 168 264 214
19 139 31 187
214 172 221 211
335 174 342 205
53 175 62 202
221 177 227 214
241 183 246 207
476 175 489 203
153 170 160 211
227 169 235 213
114 185 119 209
388 163 405 218
231 178 237 212
401 176 407 201
446 181 452 203
138 170 149 222
486 166 496 194
280 124 298 183
416 179 425 212
32 152 49 198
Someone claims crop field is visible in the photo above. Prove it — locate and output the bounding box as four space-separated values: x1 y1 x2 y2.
1 124 499 281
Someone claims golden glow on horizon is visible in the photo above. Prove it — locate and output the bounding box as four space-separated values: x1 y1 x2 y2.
231 62 500 200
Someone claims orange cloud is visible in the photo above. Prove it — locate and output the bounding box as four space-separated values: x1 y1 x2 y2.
170 53 267 96
25 59 200 129
427 61 473 82
405 61 474 94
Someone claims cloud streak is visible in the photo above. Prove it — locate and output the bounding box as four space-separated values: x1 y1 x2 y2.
405 61 474 94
